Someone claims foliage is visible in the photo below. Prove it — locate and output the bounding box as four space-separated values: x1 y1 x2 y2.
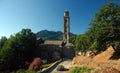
0 29 36 70
36 37 45 44
86 2 120 52
0 36 7 50
71 67 94 73
74 2 120 53
69 36 76 45
89 41 97 51
29 57 42 71
75 34 91 53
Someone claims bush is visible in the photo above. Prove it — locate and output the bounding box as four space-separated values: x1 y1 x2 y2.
71 67 94 73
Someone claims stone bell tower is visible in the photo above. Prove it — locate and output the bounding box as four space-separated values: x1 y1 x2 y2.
63 10 70 44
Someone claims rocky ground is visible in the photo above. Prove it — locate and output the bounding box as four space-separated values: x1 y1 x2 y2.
70 46 120 73
51 46 120 73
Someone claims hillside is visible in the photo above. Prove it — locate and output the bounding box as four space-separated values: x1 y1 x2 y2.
36 30 76 40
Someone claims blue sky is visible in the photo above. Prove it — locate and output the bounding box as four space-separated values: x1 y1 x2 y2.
0 0 120 38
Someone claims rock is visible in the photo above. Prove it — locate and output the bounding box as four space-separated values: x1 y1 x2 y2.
86 51 96 57
28 57 43 71
56 65 65 71
93 46 115 62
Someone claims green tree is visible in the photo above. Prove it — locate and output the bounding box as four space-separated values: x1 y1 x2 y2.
0 29 36 70
75 34 90 53
69 36 76 45
88 2 120 52
0 36 7 50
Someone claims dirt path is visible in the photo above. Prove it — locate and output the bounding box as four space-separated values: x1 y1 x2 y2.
51 59 72 73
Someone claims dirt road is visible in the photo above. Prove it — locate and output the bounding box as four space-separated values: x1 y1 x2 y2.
51 59 72 73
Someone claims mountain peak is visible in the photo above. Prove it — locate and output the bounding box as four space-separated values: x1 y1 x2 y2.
36 30 75 40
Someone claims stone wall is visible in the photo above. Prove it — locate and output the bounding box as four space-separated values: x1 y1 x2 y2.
63 46 75 59
38 44 75 62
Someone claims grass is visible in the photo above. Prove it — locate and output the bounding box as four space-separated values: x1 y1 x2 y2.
13 69 36 73
71 67 94 73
